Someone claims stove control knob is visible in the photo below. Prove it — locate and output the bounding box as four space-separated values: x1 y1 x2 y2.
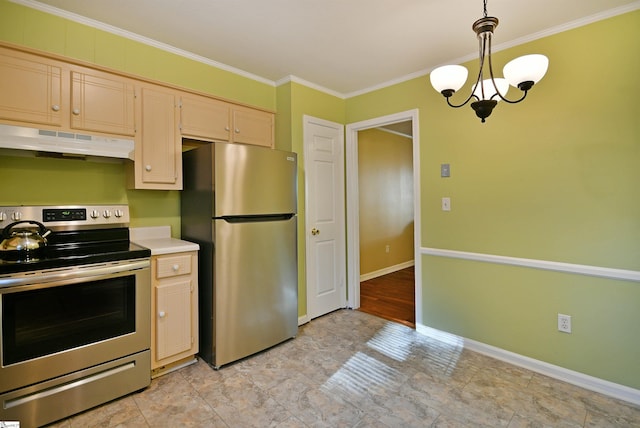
11 211 22 221
114 209 124 218
0 211 6 222
103 210 111 219
90 210 100 219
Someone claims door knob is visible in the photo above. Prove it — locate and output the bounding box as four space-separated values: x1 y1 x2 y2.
311 228 320 236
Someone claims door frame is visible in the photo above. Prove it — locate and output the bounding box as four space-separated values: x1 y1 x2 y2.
345 109 421 323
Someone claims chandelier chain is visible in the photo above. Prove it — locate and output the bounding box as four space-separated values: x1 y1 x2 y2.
483 0 488 18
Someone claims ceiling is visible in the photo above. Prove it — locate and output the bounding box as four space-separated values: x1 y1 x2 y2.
23 0 640 96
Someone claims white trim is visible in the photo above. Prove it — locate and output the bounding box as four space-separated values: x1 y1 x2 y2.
12 0 639 100
416 324 640 406
421 247 640 282
275 75 345 100
345 110 421 320
10 0 275 87
360 260 415 282
376 127 412 139
298 315 309 326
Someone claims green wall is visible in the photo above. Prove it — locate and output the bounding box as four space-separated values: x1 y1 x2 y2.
1 0 638 391
347 10 640 389
276 81 346 316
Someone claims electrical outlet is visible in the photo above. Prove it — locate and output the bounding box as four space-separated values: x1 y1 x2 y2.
385 245 390 253
442 197 451 211
558 314 572 333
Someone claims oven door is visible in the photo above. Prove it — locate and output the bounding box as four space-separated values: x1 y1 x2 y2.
0 259 150 394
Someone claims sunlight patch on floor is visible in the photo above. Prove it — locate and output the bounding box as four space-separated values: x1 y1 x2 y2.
321 351 403 396
366 322 414 361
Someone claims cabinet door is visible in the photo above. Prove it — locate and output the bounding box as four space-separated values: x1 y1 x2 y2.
71 70 135 136
180 94 230 141
138 86 181 188
155 279 193 361
231 106 274 147
0 49 62 127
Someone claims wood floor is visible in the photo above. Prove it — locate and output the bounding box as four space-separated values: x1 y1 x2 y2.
358 266 415 328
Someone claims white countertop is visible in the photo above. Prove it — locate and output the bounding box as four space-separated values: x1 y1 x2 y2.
130 226 199 255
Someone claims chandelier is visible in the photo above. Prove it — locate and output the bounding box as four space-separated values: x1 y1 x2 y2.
429 0 549 123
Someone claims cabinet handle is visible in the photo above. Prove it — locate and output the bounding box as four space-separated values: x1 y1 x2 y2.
225 126 230 131
159 311 166 318
172 264 179 272
235 128 240 133
145 165 152 172
51 104 60 112
72 108 80 115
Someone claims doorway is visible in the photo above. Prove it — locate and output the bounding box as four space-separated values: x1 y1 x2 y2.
345 109 422 325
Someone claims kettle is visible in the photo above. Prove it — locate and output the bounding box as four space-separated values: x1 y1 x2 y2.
0 220 52 261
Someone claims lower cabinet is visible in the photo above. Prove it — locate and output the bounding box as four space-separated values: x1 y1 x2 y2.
151 251 198 376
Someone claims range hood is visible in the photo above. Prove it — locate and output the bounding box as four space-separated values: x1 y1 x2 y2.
0 124 134 160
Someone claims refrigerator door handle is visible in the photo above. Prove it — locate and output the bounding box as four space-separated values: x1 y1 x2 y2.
218 213 295 223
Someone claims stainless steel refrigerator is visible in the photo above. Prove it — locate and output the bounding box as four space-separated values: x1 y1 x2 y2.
181 142 298 368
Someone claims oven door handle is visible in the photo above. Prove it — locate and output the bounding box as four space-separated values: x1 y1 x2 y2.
0 259 150 289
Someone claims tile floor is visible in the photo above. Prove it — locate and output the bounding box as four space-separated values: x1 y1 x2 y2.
48 309 640 427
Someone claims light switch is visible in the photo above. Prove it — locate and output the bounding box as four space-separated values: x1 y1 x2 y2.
441 163 450 177
442 197 451 211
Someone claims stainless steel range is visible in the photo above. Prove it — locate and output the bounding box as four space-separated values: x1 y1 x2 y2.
0 205 151 428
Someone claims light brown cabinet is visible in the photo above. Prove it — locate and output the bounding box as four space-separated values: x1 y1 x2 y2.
0 47 62 127
180 94 274 148
133 85 182 190
0 46 136 138
1 43 276 191
180 94 230 142
151 251 199 375
230 104 274 147
70 69 136 137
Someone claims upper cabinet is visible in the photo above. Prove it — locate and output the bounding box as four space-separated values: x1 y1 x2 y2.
231 105 274 147
180 94 230 142
132 84 181 190
0 46 136 138
180 94 274 148
0 47 62 127
1 43 276 190
70 69 136 137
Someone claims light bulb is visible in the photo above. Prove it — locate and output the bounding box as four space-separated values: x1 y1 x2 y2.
473 78 509 101
503 54 549 88
430 65 468 93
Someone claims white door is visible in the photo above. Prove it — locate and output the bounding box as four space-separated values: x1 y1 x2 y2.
304 115 346 319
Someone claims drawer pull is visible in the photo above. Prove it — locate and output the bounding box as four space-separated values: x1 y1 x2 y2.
159 311 166 318
172 264 179 271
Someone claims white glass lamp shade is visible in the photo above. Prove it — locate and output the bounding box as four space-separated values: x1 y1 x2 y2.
472 78 509 101
430 65 468 93
503 54 549 87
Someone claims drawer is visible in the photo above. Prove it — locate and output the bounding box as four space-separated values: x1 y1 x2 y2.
156 254 192 278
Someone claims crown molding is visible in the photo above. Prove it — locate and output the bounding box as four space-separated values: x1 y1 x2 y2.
10 0 276 87
11 0 640 99
275 75 345 99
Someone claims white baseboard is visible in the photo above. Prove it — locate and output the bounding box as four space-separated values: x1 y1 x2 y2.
360 260 415 282
416 323 640 406
298 315 309 326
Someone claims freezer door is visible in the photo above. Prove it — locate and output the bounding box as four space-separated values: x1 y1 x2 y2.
213 216 298 367
214 143 297 217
